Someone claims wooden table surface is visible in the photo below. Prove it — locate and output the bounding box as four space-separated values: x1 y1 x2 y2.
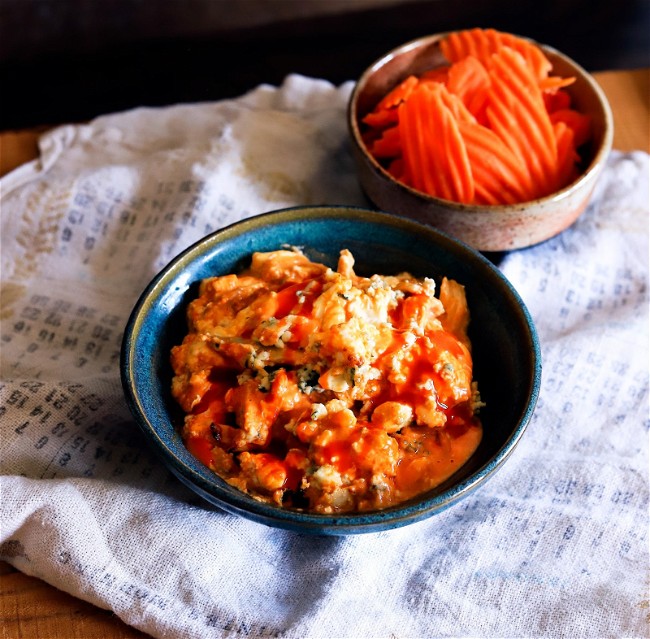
1 68 648 639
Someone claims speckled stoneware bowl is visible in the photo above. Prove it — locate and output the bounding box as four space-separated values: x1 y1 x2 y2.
121 206 541 535
348 33 614 252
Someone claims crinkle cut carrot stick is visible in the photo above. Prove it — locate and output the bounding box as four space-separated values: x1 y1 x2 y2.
487 48 558 195
399 84 471 201
550 108 592 147
543 88 572 114
428 85 474 203
446 55 491 118
491 48 557 161
494 30 552 81
362 106 399 129
397 92 429 193
369 126 402 158
483 27 503 57
440 89 509 203
484 99 529 169
486 91 550 198
491 45 538 94
441 28 553 82
459 123 532 202
464 153 515 205
375 75 420 111
362 76 421 131
403 84 451 199
441 28 575 95
439 30 467 64
552 121 580 191
461 28 492 61
414 86 451 198
438 88 476 124
457 119 532 204
451 28 482 60
540 75 576 92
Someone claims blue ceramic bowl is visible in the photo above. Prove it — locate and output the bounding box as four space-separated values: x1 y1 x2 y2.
120 206 541 535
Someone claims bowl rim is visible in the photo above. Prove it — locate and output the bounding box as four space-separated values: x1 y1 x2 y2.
120 205 542 534
347 31 614 214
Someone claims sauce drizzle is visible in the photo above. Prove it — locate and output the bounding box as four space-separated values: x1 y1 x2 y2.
170 249 484 513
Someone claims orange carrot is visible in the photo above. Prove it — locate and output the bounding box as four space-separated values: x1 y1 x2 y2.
405 85 471 201
369 126 402 158
376 75 419 111
550 108 592 147
457 118 534 203
411 85 450 198
440 28 552 81
484 99 534 183
438 89 475 123
486 47 558 194
543 88 572 113
399 85 457 199
495 30 552 81
446 55 491 119
441 29 486 64
359 28 589 205
397 90 428 193
419 66 450 84
540 75 576 92
428 85 475 203
485 97 549 199
362 76 421 130
552 122 580 191
362 107 399 129
418 87 451 199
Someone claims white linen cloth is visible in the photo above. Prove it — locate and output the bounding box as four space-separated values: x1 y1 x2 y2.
1 74 648 639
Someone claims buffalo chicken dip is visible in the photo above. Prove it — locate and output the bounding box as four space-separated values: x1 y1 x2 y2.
170 248 484 513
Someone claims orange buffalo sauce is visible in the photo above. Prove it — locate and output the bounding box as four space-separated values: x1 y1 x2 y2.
170 248 484 513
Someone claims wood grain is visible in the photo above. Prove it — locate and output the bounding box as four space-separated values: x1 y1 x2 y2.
0 68 648 638
0 563 151 638
594 68 650 153
0 127 46 178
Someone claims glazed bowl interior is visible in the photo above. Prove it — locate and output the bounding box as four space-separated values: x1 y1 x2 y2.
121 206 541 534
348 33 613 251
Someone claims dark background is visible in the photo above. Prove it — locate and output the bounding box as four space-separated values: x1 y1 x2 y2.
1 0 648 130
